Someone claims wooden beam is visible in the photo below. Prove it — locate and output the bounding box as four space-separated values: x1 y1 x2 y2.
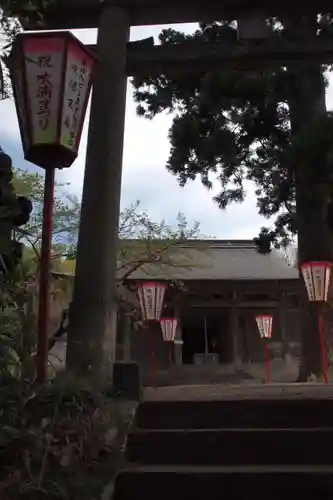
185 301 289 308
193 297 301 307
18 0 333 30
126 38 333 74
87 38 333 76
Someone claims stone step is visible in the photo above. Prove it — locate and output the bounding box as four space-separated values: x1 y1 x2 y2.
126 428 333 465
135 399 333 429
113 465 333 500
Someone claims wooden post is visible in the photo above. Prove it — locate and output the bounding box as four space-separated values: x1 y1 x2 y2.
278 291 288 361
231 292 241 367
123 313 131 362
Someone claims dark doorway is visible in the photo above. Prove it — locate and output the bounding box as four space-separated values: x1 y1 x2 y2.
181 308 231 364
182 310 205 364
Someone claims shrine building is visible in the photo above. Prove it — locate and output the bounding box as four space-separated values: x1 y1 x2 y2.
117 239 301 379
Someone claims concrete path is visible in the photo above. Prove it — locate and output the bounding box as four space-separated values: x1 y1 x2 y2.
144 382 333 401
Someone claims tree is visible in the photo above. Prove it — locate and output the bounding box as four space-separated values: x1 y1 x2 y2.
132 16 333 380
115 204 200 311
2 169 203 375
1 0 50 28
65 201 202 374
0 1 51 99
0 2 23 99
0 165 80 379
13 168 80 265
12 168 201 292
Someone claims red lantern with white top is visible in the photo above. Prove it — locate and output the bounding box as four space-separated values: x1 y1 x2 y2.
160 318 178 342
300 261 332 302
10 31 98 384
255 314 273 383
137 281 167 322
300 260 332 385
255 314 273 339
160 317 178 385
10 31 97 169
137 281 167 388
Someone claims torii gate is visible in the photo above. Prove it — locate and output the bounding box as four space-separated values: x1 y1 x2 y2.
19 0 333 373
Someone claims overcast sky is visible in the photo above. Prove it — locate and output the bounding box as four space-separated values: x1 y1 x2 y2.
1 23 333 239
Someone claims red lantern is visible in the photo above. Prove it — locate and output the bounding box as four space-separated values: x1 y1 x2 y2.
300 261 332 384
10 31 98 384
137 281 167 322
10 31 97 169
255 314 273 339
160 317 178 342
300 261 332 302
160 317 178 386
255 314 273 384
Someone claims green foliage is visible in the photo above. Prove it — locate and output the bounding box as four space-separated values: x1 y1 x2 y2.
0 4 22 100
11 175 201 275
2 0 51 15
0 254 37 382
13 169 80 264
0 167 138 500
62 200 202 278
132 18 333 248
119 200 198 238
0 0 55 99
1 0 52 28
116 204 202 310
0 376 136 499
0 168 79 380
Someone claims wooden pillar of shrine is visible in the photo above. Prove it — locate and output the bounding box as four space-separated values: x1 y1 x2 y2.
231 292 242 366
278 291 288 360
174 306 183 366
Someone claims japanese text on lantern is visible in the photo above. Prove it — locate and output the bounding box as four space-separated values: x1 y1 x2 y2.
63 59 87 147
36 55 53 132
145 288 154 316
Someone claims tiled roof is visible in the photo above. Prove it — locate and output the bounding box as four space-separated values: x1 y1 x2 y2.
126 240 298 281
51 240 298 282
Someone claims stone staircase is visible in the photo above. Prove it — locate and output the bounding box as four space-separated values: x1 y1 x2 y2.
113 397 333 499
140 359 299 386
140 367 255 386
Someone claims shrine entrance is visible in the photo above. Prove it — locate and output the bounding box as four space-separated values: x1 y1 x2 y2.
182 308 232 365
23 0 333 371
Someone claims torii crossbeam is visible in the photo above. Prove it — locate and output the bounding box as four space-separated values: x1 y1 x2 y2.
17 0 333 29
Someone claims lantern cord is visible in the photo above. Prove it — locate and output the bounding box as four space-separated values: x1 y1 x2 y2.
265 342 271 384
37 167 55 384
317 304 328 384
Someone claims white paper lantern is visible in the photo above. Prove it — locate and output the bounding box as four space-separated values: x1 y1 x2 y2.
160 317 178 342
255 314 273 339
301 261 332 302
137 281 167 321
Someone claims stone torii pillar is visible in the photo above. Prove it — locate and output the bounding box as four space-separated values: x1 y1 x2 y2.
66 6 129 376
